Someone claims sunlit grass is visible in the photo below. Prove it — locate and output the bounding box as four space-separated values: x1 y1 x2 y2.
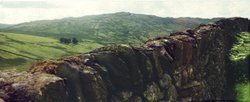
229 32 250 101
230 32 250 61
235 83 250 102
1 32 56 43
0 32 103 70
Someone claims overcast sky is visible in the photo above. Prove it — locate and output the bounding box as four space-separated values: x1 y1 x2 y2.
0 0 249 24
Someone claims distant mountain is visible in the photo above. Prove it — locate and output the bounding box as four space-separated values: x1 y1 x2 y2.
0 24 11 29
0 12 220 44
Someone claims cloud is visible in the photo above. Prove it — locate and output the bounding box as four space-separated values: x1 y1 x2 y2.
0 0 55 8
0 0 249 24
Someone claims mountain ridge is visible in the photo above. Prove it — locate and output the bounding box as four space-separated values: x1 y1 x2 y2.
0 12 221 45
0 23 11 29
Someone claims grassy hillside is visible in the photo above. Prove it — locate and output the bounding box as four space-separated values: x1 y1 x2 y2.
0 12 219 45
228 32 250 102
0 12 221 70
0 32 102 71
232 32 250 102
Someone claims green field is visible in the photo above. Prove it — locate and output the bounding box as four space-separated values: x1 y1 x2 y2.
0 32 103 71
0 12 220 70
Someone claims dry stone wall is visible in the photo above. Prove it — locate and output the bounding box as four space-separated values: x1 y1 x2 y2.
0 18 249 102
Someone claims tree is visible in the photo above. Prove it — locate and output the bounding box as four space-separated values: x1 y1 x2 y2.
59 37 65 43
64 38 71 44
59 37 71 44
72 37 78 44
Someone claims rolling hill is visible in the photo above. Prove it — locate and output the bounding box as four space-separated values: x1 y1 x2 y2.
0 32 102 70
0 12 220 45
0 12 222 70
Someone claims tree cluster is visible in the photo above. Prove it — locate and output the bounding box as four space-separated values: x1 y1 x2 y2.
59 37 78 44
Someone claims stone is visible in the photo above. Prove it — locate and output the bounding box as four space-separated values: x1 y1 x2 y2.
0 18 249 102
143 82 161 102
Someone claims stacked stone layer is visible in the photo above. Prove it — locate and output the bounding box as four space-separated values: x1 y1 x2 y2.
0 18 249 102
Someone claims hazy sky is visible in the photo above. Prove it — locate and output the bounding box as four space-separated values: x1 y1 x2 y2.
0 0 249 24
